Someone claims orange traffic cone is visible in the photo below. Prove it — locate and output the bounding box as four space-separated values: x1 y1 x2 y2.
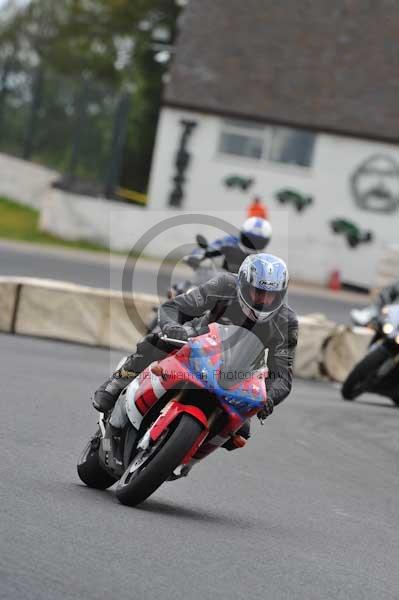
328 270 341 291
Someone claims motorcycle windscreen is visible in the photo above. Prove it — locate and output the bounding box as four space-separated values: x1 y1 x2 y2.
216 324 265 389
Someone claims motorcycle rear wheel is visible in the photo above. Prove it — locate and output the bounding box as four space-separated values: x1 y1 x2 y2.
116 414 203 507
77 431 117 490
341 345 388 401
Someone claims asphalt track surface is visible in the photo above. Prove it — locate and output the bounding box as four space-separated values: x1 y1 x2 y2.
0 241 359 322
2 333 399 600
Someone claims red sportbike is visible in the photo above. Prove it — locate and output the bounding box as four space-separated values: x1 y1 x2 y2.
77 323 268 506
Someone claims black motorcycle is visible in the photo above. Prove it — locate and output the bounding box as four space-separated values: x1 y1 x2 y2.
342 303 399 405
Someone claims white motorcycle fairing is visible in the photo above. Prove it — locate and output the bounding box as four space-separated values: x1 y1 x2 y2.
124 366 168 429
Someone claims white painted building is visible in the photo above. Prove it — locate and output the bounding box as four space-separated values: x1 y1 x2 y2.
147 0 399 288
148 107 399 287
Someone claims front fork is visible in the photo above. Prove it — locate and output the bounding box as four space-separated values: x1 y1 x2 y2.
98 412 106 437
97 412 126 477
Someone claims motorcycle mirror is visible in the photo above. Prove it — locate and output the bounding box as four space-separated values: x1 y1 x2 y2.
196 234 209 249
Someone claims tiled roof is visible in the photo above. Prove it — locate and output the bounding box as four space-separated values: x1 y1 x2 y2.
165 0 399 141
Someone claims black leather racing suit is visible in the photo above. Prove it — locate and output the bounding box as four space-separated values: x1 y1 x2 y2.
159 272 298 407
95 273 298 420
124 273 298 409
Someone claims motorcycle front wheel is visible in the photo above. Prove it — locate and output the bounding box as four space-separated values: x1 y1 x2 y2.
116 414 203 507
341 345 389 401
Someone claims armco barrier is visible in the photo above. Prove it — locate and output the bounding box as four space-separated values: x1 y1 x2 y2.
0 277 371 382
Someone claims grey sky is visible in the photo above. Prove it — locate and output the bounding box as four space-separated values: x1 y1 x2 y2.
0 0 29 9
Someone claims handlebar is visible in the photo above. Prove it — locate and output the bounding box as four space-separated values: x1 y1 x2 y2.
159 334 191 346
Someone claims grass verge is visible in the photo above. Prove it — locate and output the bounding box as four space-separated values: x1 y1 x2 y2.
0 196 111 253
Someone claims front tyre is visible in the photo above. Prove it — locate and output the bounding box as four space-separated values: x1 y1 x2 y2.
116 414 203 507
77 432 116 490
341 345 388 401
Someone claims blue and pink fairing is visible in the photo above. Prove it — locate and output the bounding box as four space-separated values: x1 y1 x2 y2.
161 323 268 433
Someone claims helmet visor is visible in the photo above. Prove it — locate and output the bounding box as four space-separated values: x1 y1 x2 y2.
241 232 267 251
241 281 285 312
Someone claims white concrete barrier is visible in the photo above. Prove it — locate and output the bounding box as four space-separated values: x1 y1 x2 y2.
39 188 114 248
39 187 251 256
321 325 374 383
294 314 337 380
0 277 20 333
1 276 371 383
0 153 57 210
0 277 155 350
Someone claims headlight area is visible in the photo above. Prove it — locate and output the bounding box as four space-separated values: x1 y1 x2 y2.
383 322 394 335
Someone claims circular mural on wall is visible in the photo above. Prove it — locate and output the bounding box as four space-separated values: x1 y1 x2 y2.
350 154 399 213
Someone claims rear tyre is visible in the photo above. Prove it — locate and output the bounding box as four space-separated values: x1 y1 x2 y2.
77 432 116 490
341 345 388 401
116 414 203 507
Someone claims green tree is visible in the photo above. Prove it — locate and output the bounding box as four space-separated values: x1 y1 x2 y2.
0 0 181 193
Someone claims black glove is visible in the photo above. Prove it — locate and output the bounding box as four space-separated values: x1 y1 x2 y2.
162 324 189 341
188 317 210 337
257 397 274 421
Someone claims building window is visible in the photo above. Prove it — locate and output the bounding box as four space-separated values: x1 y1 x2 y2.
219 132 263 159
218 119 315 168
218 119 265 159
269 127 314 167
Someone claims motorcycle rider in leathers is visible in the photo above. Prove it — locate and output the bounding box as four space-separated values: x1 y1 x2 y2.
187 217 272 274
374 280 399 311
93 253 298 449
352 279 399 332
147 218 273 333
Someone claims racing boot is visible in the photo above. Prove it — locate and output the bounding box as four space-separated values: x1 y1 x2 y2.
222 421 251 451
93 365 137 413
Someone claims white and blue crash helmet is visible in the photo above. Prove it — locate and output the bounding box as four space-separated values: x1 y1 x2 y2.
240 217 272 253
237 253 289 322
